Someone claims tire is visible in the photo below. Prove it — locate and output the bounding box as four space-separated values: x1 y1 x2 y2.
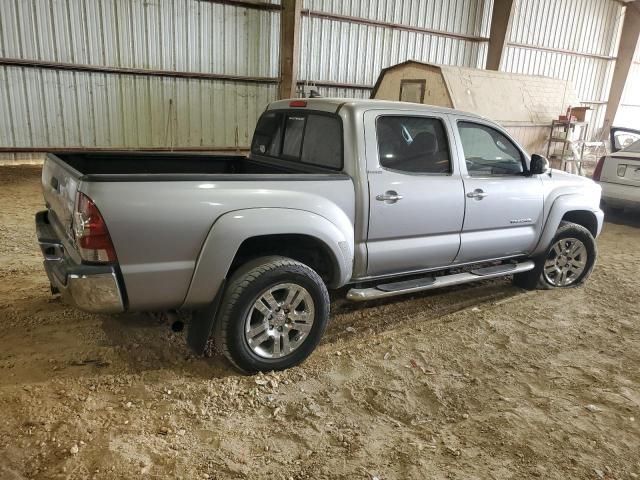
214 256 330 374
513 221 597 290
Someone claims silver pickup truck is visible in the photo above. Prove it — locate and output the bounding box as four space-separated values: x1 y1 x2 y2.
36 98 604 373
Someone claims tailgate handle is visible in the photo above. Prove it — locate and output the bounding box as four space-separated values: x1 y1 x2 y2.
50 176 59 191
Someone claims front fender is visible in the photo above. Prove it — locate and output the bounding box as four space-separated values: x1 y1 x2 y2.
182 208 354 308
531 194 604 256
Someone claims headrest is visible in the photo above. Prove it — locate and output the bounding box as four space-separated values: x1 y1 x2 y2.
411 131 437 155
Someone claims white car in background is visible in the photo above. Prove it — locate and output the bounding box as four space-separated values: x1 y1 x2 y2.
594 127 640 212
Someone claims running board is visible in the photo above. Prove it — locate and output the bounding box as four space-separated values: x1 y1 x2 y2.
470 263 519 276
346 260 535 302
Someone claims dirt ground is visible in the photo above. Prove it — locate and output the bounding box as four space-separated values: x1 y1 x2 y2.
0 165 638 480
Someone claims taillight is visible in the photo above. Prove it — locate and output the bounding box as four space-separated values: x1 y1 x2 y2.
592 156 606 181
73 192 117 263
289 100 307 107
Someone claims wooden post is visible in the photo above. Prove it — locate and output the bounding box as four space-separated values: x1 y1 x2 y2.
601 3 640 138
279 0 302 99
486 0 514 71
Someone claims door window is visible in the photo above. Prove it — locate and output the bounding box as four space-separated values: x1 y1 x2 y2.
458 121 524 176
622 139 640 153
376 116 451 174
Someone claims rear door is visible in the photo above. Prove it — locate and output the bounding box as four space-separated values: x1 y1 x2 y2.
452 117 544 263
364 110 465 276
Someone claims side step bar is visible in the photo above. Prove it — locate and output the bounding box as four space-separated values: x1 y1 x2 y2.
346 260 535 302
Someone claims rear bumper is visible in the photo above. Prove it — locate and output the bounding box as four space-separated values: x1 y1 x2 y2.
600 181 640 209
36 210 125 314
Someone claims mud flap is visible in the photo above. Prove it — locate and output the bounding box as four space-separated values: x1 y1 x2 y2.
186 280 225 355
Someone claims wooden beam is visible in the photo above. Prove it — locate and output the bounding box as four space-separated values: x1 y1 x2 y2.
486 0 514 70
278 0 302 99
602 3 640 137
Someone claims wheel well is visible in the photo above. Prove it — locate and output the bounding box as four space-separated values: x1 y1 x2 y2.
562 210 597 236
229 234 337 285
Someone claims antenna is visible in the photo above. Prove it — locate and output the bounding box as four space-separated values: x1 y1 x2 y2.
302 8 318 98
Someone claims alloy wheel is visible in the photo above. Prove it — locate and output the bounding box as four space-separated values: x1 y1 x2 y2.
244 283 315 358
543 238 588 287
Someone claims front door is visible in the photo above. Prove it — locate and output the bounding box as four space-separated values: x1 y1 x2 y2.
364 111 465 276
452 118 544 263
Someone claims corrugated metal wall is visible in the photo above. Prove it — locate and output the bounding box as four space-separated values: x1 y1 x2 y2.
0 68 277 148
299 0 490 96
502 0 625 139
0 0 279 75
616 38 640 128
0 0 280 155
0 0 633 159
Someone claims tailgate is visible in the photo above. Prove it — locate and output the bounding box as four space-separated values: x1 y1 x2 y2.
41 154 82 238
601 153 640 188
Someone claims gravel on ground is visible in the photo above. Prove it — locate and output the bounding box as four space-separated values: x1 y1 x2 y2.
1 165 638 480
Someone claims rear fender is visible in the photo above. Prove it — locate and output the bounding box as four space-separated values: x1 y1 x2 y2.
182 208 354 308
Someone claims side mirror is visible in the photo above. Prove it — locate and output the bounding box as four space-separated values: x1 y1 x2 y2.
529 154 550 175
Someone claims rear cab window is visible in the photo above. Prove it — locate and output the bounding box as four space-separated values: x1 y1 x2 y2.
251 110 343 170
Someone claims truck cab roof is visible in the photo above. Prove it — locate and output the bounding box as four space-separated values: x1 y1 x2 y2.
267 97 491 122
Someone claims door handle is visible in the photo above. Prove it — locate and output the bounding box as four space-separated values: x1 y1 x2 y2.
466 189 488 199
376 191 403 203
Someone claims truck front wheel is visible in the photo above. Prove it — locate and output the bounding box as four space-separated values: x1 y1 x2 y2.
214 256 330 373
513 221 597 290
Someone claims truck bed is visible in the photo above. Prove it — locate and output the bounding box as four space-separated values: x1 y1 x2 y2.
54 152 325 179
41 151 354 311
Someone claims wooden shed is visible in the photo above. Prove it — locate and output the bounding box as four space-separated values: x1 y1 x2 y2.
371 61 581 154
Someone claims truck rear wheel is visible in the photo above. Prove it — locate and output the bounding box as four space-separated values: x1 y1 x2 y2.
513 221 597 290
214 256 330 373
